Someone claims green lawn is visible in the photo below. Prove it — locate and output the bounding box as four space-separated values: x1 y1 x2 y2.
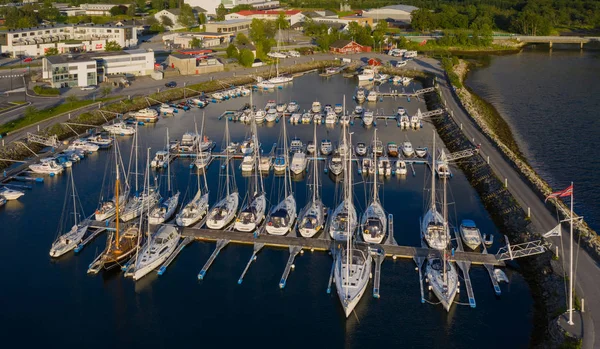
0 98 113 134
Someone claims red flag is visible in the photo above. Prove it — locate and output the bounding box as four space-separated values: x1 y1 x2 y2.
23 57 32 63
419 39 427 46
545 185 573 202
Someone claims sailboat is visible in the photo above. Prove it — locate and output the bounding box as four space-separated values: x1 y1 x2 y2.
88 148 144 272
206 118 240 229
177 119 210 227
133 223 180 281
334 131 372 318
361 129 387 244
194 112 213 170
266 114 296 235
235 115 266 232
121 126 160 222
425 158 459 312
95 138 129 221
329 125 357 241
149 129 180 225
268 26 293 85
297 122 325 238
421 133 451 250
49 169 90 257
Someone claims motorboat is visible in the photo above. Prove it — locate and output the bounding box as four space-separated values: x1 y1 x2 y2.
402 141 414 157
259 157 272 172
313 113 323 124
400 114 410 129
328 151 343 176
335 245 372 317
159 103 176 115
103 121 135 135
199 135 215 152
358 67 375 81
265 100 277 110
49 170 89 257
460 219 482 250
276 103 287 113
354 105 364 115
397 107 407 116
301 112 312 124
212 92 225 100
289 137 303 153
311 101 322 113
324 104 333 114
298 123 325 238
395 160 407 175
325 112 337 125
87 134 113 148
290 113 301 124
372 139 383 156
425 255 459 312
240 138 255 156
240 87 251 96
494 269 509 283
411 115 421 129
290 152 307 175
287 101 299 113
68 139 100 152
415 147 428 158
131 108 159 123
355 89 366 103
355 142 367 156
0 186 24 200
180 132 199 152
133 225 180 281
367 90 377 102
362 111 374 126
377 156 392 176
361 158 373 175
375 73 389 83
334 104 343 114
266 108 278 123
387 142 399 157
273 155 286 172
29 158 64 175
254 109 266 123
321 139 333 155
306 141 316 154
151 150 170 168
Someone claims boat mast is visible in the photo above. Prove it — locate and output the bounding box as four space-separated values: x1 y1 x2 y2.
312 120 318 203
225 117 231 197
115 135 121 250
71 170 78 226
200 112 209 192
194 117 201 192
431 131 436 213
166 128 171 194
345 131 354 303
146 147 151 239
373 128 378 202
442 166 448 287
135 123 139 194
282 113 290 197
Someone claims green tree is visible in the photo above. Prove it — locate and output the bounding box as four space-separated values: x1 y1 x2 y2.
135 0 146 10
178 3 198 28
150 23 166 33
216 3 227 21
126 4 136 17
169 0 177 9
45 47 58 56
152 0 164 10
190 37 202 49
161 15 174 28
238 49 255 67
101 86 112 98
24 106 38 121
105 41 122 51
275 12 290 30
198 12 207 25
147 16 159 26
66 95 79 105
235 33 250 45
226 43 238 58
110 5 127 16
411 8 435 32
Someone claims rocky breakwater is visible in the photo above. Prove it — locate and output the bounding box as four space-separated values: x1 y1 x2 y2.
423 76 567 348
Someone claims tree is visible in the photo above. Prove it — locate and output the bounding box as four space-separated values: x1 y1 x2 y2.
66 95 79 105
135 0 146 10
216 3 227 21
190 37 202 49
161 15 174 28
150 23 166 33
169 0 177 9
198 13 207 25
101 86 112 98
238 49 255 67
146 16 159 26
105 41 122 51
235 33 250 45
126 4 136 17
411 8 435 32
151 0 164 10
178 3 198 28
275 12 290 30
24 106 38 121
110 5 127 16
226 44 238 58
45 47 58 56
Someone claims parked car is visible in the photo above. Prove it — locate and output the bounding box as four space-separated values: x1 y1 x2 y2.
287 50 301 57
80 85 97 91
165 81 177 88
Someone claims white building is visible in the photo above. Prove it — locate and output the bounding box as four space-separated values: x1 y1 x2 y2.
184 0 222 15
154 7 206 31
42 49 155 88
53 3 132 17
362 5 418 22
225 9 304 26
0 24 139 57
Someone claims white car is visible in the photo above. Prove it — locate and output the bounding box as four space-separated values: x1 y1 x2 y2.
288 50 300 57
80 85 97 91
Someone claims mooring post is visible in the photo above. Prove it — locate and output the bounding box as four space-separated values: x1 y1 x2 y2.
556 246 559 257
528 207 531 218
68 113 71 119
487 156 490 164
580 42 584 50
37 125 39 131
582 298 585 312
460 123 462 130
505 178 508 188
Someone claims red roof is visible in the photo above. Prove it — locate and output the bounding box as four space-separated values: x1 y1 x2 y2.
235 10 302 16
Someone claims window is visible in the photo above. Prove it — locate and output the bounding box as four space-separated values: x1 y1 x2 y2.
114 30 119 33
107 30 112 33
14 34 19 38
86 64 95 69
45 30 50 34
30 33 35 36
69 66 78 71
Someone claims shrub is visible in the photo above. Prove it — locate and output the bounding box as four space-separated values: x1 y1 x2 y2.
33 85 60 96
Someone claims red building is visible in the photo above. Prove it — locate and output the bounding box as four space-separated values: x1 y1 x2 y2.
368 58 382 66
329 40 372 54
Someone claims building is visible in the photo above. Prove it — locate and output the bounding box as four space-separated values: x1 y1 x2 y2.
362 5 418 22
154 9 185 31
340 15 373 27
184 0 221 15
329 40 371 54
163 32 231 49
225 10 304 26
312 14 372 27
167 53 223 75
42 49 155 88
53 3 132 17
0 23 138 57
204 19 251 34
224 0 280 10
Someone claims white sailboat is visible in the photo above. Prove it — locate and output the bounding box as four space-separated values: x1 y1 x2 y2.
268 29 293 85
49 169 89 257
298 122 325 238
329 126 357 241
361 129 387 244
425 159 459 312
95 137 129 221
235 117 266 232
206 118 240 230
421 133 451 250
266 114 296 235
133 224 180 281
177 118 210 227
148 129 180 225
335 131 371 318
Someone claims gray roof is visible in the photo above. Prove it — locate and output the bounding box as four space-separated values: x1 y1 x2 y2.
45 50 149 64
375 5 418 12
237 42 256 51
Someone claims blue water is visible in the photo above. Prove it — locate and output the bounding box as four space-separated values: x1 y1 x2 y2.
466 45 600 232
1 74 533 348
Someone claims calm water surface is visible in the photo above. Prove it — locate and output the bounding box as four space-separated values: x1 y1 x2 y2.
1 74 533 348
466 45 600 231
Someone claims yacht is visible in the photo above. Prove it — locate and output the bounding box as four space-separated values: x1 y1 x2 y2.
0 186 25 200
362 111 374 126
266 100 277 110
400 114 410 129
180 132 199 152
324 104 333 114
131 108 158 123
254 109 266 123
298 123 325 238
397 107 407 117
241 155 255 172
290 137 303 153
290 113 301 124
460 219 482 250
328 151 344 176
320 139 333 155
212 92 225 100
395 160 408 175
69 139 99 152
301 112 312 124
402 141 414 157
367 90 378 102
313 112 323 124
287 101 299 113
194 150 212 170
415 147 428 158
273 155 286 172
206 119 239 230
387 142 399 157
425 254 459 312
259 156 272 172
133 225 180 281
103 121 135 135
290 152 307 175
148 190 179 225
355 142 367 156
354 105 364 115
257 81 275 90
377 156 392 176
358 67 375 81
361 136 387 244
151 150 170 168
29 158 64 175
330 131 357 242
355 89 366 103
176 186 209 227
411 114 421 129
276 103 287 113
340 114 351 126
334 104 343 114
311 101 322 113
87 134 113 148
159 103 176 115
266 108 278 123
361 157 373 175
325 111 337 125
335 245 372 317
306 141 316 154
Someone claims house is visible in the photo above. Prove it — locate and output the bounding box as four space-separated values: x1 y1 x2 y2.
235 42 256 57
225 10 305 26
367 57 382 66
204 19 251 34
167 53 223 75
362 4 418 22
154 7 205 31
162 32 231 49
329 40 371 54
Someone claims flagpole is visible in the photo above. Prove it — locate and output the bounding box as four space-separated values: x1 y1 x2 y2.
568 182 574 325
